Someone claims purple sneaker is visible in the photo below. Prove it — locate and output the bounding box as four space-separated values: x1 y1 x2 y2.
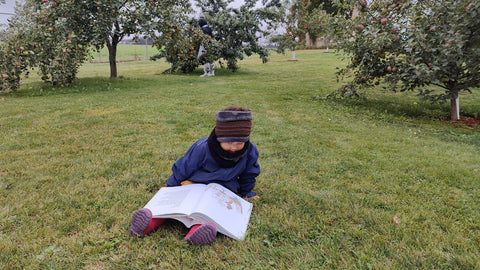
183 223 217 245
129 208 152 237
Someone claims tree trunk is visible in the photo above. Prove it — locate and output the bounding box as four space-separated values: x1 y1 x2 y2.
106 24 122 79
450 94 460 121
107 43 117 78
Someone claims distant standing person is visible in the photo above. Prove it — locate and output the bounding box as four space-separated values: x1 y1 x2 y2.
198 18 215 77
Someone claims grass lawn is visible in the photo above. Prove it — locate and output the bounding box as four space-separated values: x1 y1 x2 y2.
1 49 480 269
89 44 161 63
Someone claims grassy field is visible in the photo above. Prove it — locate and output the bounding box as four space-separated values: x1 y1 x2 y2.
1 48 480 269
89 44 161 63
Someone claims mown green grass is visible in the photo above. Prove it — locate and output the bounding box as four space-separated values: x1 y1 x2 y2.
1 49 479 269
89 44 161 62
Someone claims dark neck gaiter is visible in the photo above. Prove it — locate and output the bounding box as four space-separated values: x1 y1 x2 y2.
207 129 249 168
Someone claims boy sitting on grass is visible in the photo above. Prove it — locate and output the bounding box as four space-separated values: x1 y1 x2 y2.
130 106 260 244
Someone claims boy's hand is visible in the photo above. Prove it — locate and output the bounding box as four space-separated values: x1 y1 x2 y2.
246 195 260 200
180 180 195 186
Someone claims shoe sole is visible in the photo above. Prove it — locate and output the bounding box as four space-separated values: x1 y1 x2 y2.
184 223 217 245
129 208 151 237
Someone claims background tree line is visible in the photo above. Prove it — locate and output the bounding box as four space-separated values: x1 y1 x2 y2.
0 0 332 90
1 0 479 121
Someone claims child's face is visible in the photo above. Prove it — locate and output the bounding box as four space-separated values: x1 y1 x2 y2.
220 142 245 153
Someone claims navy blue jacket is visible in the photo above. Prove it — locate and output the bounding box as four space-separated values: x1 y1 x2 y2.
166 136 260 197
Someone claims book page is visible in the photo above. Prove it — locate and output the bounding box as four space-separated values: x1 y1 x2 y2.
193 183 253 240
170 216 200 228
144 184 207 217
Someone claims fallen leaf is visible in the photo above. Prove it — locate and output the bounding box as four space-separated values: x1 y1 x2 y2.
392 216 401 224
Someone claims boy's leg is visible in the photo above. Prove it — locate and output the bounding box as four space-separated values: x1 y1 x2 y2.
183 222 217 245
129 208 165 237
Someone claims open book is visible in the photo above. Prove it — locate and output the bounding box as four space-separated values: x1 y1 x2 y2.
144 183 253 240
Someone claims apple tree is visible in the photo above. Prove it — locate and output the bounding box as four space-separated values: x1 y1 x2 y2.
196 0 278 71
2 0 97 88
2 0 192 90
86 0 192 78
155 0 280 73
333 0 480 121
0 26 33 92
27 0 91 86
271 0 334 55
270 0 307 55
1 0 86 89
151 18 223 73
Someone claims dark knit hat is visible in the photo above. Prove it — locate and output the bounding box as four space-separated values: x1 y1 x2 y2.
215 106 252 142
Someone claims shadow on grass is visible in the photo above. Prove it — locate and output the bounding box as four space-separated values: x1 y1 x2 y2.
1 77 143 98
319 91 480 123
337 97 450 121
1 65 258 98
156 66 257 78
317 92 480 146
2 72 211 98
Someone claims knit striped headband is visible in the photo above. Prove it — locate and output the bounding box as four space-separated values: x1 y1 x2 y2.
215 107 252 142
